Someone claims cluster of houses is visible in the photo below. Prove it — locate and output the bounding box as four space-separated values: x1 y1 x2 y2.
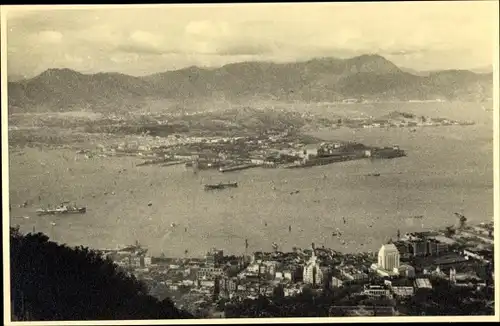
96 220 493 316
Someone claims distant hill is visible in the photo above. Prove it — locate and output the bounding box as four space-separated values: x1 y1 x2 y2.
466 66 493 74
8 54 493 113
8 74 28 82
401 65 494 76
399 67 430 76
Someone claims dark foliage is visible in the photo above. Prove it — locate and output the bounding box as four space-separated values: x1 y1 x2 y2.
402 278 494 316
224 277 494 318
10 227 192 321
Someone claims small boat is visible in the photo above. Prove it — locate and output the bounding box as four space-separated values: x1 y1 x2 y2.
36 204 86 216
366 173 381 177
204 182 238 191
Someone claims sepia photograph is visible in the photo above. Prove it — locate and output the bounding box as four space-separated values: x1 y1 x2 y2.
2 1 498 323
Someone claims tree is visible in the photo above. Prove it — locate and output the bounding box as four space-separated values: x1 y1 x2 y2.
273 284 285 299
445 226 456 237
10 227 192 320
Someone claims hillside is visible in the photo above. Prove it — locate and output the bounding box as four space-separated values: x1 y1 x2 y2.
10 227 192 320
8 55 493 113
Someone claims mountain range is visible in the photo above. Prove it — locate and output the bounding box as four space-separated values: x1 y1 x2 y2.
7 54 493 113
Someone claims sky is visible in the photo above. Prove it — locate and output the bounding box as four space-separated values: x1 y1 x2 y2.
3 2 498 78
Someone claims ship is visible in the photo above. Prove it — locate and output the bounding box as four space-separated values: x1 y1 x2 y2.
204 182 238 191
36 203 86 216
371 146 407 159
118 240 148 255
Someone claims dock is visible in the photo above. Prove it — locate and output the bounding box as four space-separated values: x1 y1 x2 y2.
218 164 257 173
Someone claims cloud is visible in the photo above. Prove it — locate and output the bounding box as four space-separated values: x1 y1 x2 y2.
216 42 277 56
129 31 163 48
4 2 497 77
185 20 231 39
115 31 170 55
37 30 63 44
64 53 84 64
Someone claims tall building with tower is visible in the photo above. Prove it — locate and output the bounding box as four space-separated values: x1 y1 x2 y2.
303 243 324 286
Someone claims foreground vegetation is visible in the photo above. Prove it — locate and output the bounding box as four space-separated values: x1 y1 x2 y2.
10 227 192 321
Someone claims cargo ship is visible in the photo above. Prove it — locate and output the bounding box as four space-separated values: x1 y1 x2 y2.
36 204 86 216
219 164 257 173
204 182 238 191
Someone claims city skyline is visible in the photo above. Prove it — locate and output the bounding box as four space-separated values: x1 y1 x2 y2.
4 2 497 78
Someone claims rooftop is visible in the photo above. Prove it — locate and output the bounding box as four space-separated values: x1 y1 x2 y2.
430 235 457 245
379 243 399 254
414 278 432 289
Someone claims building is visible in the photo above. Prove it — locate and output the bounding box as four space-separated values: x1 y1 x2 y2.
362 285 392 298
303 247 324 286
331 277 344 288
414 278 433 290
246 263 260 274
205 248 224 267
283 270 293 281
430 235 456 245
393 241 410 258
250 158 265 165
391 286 415 298
197 267 224 280
378 243 401 272
199 279 215 288
299 145 319 161
408 239 428 256
471 223 494 236
339 266 369 281
463 248 493 263
129 256 142 268
264 261 281 276
427 239 449 256
219 277 239 296
398 264 416 279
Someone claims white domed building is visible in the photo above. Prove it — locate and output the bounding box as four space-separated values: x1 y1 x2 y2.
371 243 401 277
